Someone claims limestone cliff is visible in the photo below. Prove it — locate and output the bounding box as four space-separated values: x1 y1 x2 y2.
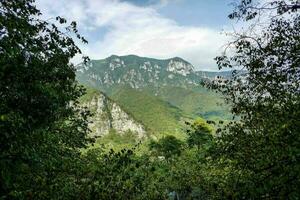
81 89 146 138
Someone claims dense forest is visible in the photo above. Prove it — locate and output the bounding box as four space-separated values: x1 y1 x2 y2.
0 0 299 199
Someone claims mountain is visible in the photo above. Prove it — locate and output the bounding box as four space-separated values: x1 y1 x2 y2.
80 87 146 138
109 86 188 139
77 55 232 140
143 85 231 120
76 55 203 91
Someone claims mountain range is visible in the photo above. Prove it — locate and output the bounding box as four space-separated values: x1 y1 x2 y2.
76 55 232 146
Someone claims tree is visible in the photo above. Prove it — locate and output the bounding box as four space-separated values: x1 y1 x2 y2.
207 0 300 198
186 118 213 151
0 0 90 198
149 136 183 159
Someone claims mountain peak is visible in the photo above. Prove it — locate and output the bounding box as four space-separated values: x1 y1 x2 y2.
170 56 187 62
167 57 194 76
108 54 120 59
108 55 190 63
76 55 201 90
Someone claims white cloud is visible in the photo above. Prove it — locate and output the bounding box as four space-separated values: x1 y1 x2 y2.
36 0 229 71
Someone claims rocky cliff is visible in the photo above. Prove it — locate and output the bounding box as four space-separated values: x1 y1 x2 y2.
81 89 146 138
76 55 203 91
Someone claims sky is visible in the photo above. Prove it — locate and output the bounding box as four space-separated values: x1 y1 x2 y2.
36 0 235 71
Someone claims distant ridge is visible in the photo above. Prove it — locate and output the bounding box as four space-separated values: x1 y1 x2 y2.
77 54 232 120
76 54 231 91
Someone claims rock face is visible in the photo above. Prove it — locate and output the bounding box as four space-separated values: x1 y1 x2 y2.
76 55 203 91
166 58 194 76
76 55 234 136
82 91 146 138
76 55 236 94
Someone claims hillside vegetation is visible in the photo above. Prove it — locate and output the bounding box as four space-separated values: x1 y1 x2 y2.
110 86 187 138
143 85 232 120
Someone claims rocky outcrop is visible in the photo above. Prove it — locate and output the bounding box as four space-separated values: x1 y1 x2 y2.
76 55 202 91
82 91 146 138
167 59 194 76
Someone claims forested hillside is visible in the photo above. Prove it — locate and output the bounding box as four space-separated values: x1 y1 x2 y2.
1 0 299 199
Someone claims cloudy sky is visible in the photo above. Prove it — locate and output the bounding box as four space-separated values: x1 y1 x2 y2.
37 0 235 70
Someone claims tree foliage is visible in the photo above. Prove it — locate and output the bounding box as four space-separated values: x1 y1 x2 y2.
207 0 300 198
149 135 183 159
77 148 167 200
0 0 90 198
2 0 300 199
186 118 213 151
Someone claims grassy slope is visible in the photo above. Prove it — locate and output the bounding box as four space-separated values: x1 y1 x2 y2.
79 85 230 151
143 85 232 121
79 86 100 103
80 85 188 150
109 86 188 139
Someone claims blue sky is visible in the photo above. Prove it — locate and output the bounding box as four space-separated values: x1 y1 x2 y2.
37 0 235 70
125 0 233 27
157 0 233 27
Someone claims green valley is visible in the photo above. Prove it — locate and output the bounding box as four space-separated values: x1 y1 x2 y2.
77 55 232 147
3 0 299 199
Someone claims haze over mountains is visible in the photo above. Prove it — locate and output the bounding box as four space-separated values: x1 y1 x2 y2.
76 55 232 141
